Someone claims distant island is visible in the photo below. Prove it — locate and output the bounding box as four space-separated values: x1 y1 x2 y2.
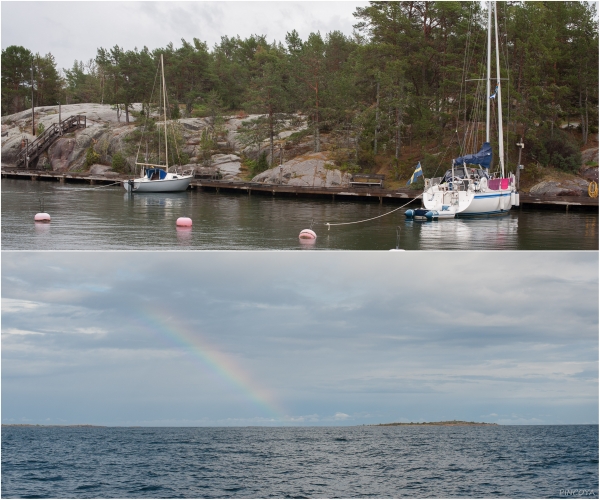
374 420 498 427
2 424 106 428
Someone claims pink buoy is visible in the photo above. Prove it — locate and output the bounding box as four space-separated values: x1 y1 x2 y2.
299 229 317 240
34 213 51 223
176 217 192 227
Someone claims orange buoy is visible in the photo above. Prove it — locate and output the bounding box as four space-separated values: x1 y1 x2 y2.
176 217 192 227
34 213 51 223
299 229 317 240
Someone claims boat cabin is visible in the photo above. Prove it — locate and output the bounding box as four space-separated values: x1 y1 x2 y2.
145 168 168 180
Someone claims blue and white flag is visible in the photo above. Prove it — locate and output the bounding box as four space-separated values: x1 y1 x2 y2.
489 85 498 99
406 162 423 185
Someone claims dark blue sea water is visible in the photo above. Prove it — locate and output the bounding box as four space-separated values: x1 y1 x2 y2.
1 425 597 498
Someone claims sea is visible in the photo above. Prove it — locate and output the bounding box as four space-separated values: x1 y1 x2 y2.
1 425 598 498
2 179 598 250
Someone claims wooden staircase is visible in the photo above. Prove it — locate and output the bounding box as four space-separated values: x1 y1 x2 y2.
16 115 86 168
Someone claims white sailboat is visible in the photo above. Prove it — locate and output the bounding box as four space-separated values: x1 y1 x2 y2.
407 1 519 220
123 54 193 193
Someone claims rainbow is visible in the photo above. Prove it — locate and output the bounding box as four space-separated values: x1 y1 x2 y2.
133 307 286 421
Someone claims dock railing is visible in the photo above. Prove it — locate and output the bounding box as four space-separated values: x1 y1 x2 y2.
15 115 86 168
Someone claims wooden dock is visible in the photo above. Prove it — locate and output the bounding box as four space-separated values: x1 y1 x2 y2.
518 193 599 212
2 169 598 211
190 179 420 203
1 170 120 186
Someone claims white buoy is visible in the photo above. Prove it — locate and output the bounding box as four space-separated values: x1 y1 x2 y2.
34 213 51 223
299 229 317 240
176 217 192 227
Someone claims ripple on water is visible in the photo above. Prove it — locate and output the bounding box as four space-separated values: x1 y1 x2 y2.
2 179 598 250
1 426 597 498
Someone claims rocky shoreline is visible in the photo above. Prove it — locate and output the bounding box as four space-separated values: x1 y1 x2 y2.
0 103 356 188
2 103 597 194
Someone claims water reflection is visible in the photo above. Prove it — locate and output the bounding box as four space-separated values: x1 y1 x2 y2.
585 217 597 239
1 179 597 251
417 219 473 247
34 221 51 235
407 216 519 250
176 226 193 246
298 238 317 249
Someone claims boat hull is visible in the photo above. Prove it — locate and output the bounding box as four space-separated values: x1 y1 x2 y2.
421 189 474 217
457 189 512 216
123 175 192 193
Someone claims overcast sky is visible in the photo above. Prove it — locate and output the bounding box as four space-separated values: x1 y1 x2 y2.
2 251 597 426
1 1 368 71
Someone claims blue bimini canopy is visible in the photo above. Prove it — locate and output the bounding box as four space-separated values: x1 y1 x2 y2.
146 168 167 180
453 142 493 169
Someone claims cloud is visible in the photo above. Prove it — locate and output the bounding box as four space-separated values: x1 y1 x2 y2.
1 2 369 71
1 298 43 313
2 328 45 336
334 412 350 420
1 251 598 426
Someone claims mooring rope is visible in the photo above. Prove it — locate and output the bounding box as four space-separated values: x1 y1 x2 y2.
325 195 421 229
60 180 122 191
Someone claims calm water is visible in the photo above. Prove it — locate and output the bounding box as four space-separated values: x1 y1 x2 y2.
1 179 598 250
1 426 597 498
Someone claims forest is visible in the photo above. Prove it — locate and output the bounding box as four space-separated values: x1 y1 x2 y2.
2 1 598 179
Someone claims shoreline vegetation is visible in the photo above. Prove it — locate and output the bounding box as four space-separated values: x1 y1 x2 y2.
2 424 108 428
3 421 499 428
374 420 499 427
1 2 598 193
3 423 598 427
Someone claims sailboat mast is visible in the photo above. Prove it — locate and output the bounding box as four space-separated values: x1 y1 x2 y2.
486 1 492 143
493 1 505 177
161 54 169 169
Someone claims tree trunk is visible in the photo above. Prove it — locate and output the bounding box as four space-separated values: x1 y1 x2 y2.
125 103 130 124
395 106 401 161
315 83 320 153
269 105 274 166
374 80 380 155
579 88 585 145
517 49 524 95
584 87 589 145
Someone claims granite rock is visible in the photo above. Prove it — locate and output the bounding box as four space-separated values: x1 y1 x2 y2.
1 132 35 164
529 178 590 197
211 154 241 179
252 152 350 188
89 164 113 175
